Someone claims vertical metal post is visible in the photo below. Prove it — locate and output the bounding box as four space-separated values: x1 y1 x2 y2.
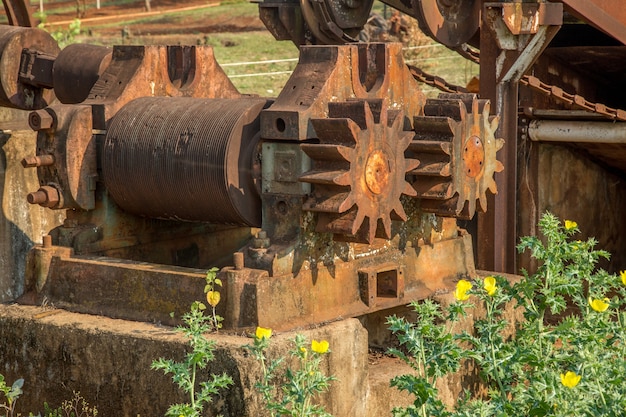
477 2 561 273
2 0 35 26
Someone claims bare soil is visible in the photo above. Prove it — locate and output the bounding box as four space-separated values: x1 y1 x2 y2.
43 0 265 36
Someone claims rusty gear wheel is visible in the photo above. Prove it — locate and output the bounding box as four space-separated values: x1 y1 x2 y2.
409 93 504 219
412 0 480 47
300 99 419 243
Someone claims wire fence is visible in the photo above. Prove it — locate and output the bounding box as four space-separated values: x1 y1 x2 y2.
221 44 452 79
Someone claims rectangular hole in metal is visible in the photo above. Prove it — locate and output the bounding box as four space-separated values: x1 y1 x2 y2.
376 269 398 298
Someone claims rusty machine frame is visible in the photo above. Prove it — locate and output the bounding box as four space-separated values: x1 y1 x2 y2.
1 0 626 331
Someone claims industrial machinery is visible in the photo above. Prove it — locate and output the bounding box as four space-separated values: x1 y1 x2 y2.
2 0 626 331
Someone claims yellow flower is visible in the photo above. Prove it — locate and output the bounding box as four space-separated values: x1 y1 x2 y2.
206 290 220 308
588 297 610 312
620 270 626 286
311 339 329 354
454 279 472 301
564 220 577 230
560 371 581 388
484 276 497 296
255 327 272 340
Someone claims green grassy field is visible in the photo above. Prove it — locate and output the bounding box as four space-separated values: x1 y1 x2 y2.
53 0 477 96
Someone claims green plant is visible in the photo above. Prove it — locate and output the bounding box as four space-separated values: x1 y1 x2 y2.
40 391 98 417
204 267 223 331
389 212 626 416
0 375 97 417
50 19 81 48
245 328 335 417
152 300 233 417
35 11 81 49
0 375 23 417
387 299 469 417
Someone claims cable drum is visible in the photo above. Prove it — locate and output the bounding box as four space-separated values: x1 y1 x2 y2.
102 97 267 226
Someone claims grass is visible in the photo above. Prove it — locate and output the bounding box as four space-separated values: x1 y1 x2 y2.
28 0 478 96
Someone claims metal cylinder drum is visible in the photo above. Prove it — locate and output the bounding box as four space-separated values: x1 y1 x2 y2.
0 25 59 109
102 97 268 226
53 43 112 104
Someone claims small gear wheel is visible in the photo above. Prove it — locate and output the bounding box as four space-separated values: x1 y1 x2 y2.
409 93 504 219
299 99 419 243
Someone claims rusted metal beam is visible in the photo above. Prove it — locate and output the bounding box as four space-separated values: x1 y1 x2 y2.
562 0 626 45
477 2 562 273
2 0 34 27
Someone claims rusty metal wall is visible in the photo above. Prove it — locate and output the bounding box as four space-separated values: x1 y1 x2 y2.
0 109 65 301
534 143 626 271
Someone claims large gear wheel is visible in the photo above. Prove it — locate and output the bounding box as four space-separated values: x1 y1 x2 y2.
409 93 504 219
300 99 418 243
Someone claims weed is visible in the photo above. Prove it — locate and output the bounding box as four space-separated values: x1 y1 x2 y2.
40 391 98 417
245 328 335 417
152 267 232 417
204 267 223 331
389 212 626 416
0 375 23 417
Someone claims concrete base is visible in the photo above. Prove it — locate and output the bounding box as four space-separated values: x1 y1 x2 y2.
0 304 412 416
0 277 523 416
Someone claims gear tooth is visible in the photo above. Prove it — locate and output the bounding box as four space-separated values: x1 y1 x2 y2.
302 99 429 242
299 170 351 186
472 96 479 117
407 140 452 155
303 191 353 214
403 182 417 197
409 150 450 177
311 118 360 145
413 178 453 199
367 218 377 244
495 138 505 151
352 209 367 236
488 179 498 195
490 116 500 132
478 193 488 212
466 197 476 218
399 130 414 150
410 95 505 220
381 216 392 240
338 193 357 213
301 144 354 162
483 100 491 117
321 211 373 243
424 98 463 119
387 109 404 129
405 157 420 173
413 116 455 140
328 101 373 129
333 171 352 186
370 99 387 126
392 202 408 222
495 160 504 173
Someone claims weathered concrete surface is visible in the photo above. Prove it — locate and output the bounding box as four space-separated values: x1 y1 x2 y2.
0 113 66 302
0 305 382 416
362 271 524 409
0 275 523 416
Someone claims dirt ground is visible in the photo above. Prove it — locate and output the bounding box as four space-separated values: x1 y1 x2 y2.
42 0 265 36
